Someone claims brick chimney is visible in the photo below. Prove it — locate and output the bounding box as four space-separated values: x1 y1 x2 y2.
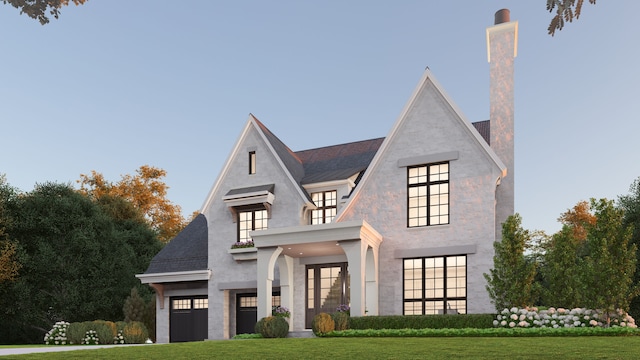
487 9 518 240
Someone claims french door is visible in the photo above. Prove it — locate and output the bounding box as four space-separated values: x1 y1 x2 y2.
305 263 349 328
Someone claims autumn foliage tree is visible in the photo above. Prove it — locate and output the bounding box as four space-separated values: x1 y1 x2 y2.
78 165 186 243
2 0 88 25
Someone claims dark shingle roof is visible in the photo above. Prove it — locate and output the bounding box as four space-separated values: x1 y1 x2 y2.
472 120 490 145
144 214 208 274
225 184 275 197
295 138 384 184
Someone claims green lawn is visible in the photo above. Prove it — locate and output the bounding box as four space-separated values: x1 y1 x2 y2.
5 337 640 359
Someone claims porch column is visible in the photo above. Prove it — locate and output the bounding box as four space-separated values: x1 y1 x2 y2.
257 246 283 320
340 240 367 316
365 246 379 315
276 255 294 328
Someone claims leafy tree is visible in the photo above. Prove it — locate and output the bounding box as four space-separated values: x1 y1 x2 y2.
0 182 159 344
0 176 20 283
484 214 540 311
619 177 640 320
547 0 597 36
582 198 638 325
542 225 585 308
2 0 87 25
78 165 187 243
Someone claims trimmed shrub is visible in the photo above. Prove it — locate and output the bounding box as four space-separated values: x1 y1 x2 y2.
312 313 335 336
256 316 289 338
115 321 127 333
349 314 494 330
92 320 117 344
67 322 90 345
123 321 149 344
332 311 350 331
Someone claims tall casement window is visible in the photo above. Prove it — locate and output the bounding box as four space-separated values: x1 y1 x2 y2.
407 162 449 227
403 255 466 315
311 190 337 224
238 208 268 243
249 151 256 174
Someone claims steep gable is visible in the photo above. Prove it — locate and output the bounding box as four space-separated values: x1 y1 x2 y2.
337 68 506 221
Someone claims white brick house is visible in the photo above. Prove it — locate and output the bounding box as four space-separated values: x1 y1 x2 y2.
137 9 518 343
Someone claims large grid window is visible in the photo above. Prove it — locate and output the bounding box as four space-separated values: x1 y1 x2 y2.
311 191 337 224
238 208 268 243
403 255 466 315
408 162 449 227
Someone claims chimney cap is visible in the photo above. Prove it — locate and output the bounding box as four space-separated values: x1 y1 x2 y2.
494 9 510 24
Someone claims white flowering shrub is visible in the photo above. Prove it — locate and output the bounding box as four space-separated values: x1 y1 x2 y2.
493 307 637 329
82 329 100 345
44 321 70 345
114 330 125 344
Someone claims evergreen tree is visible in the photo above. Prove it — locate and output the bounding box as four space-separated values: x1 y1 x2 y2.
484 214 539 311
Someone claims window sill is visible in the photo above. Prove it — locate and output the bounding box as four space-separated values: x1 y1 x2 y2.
228 247 257 261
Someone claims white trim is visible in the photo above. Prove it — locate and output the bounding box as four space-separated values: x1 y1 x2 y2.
336 68 506 221
222 190 275 208
135 269 212 284
397 151 459 168
251 115 313 206
394 244 477 259
200 116 254 213
303 178 356 192
252 220 382 248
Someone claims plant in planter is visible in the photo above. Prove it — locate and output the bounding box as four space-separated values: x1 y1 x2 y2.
231 240 255 249
272 305 291 318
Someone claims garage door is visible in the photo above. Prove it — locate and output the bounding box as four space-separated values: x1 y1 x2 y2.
170 296 208 342
236 293 281 336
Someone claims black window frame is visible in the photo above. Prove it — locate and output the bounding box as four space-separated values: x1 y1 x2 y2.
407 162 450 227
402 255 467 315
310 190 337 224
237 206 268 243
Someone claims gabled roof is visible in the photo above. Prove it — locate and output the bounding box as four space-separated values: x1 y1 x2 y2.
295 138 384 184
336 68 506 222
472 120 490 145
144 214 208 274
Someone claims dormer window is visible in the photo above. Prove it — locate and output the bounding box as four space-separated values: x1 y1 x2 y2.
311 190 337 224
249 151 256 175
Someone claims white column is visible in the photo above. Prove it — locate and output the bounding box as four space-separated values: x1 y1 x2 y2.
277 255 294 329
340 241 367 316
365 246 379 315
257 246 283 320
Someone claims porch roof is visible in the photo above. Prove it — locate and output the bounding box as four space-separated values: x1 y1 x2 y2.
251 220 382 258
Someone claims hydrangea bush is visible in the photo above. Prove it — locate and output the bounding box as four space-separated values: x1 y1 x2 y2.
493 307 637 329
114 330 125 344
44 321 70 345
82 330 100 345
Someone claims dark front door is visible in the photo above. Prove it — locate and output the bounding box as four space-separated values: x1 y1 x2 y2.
305 263 349 328
170 296 208 342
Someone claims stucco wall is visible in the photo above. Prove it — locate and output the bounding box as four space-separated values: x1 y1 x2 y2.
339 78 501 315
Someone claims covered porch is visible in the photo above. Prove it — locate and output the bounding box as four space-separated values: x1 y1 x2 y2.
251 220 382 328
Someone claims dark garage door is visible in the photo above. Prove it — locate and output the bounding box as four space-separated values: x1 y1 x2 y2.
236 292 281 336
170 296 208 342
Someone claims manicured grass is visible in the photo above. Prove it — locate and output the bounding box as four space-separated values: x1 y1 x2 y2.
6 337 640 359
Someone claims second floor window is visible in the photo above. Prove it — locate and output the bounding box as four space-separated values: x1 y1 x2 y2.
249 151 256 174
408 162 449 227
311 190 337 224
238 208 268 242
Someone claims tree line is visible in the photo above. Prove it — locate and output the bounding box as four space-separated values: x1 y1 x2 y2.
485 176 640 323
0 166 187 344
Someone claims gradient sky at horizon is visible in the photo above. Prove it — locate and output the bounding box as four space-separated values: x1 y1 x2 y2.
2 1 639 235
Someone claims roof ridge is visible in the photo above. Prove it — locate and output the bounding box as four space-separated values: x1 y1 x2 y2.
295 137 386 154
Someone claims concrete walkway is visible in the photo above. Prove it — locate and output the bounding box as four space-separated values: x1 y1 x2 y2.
0 344 151 356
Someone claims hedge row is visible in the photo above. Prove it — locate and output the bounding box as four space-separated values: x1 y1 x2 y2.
44 320 149 345
348 314 495 330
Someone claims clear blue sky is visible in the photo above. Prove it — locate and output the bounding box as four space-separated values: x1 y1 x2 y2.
1 1 639 235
